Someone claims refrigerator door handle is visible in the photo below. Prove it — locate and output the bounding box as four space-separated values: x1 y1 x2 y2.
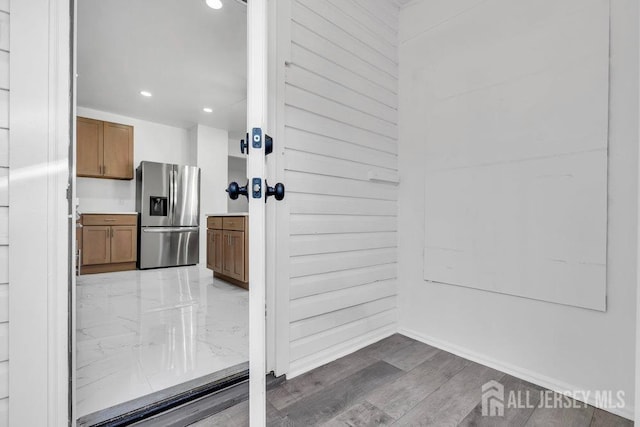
142 227 199 233
169 168 175 225
172 168 178 225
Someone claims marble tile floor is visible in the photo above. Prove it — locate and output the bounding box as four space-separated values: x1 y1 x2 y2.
76 265 249 418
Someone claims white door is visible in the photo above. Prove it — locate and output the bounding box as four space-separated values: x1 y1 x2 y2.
246 1 271 425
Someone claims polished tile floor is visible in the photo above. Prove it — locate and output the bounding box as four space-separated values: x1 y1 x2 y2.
76 265 249 417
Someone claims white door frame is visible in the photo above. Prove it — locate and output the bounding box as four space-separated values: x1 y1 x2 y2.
10 0 274 425
247 0 268 425
636 2 640 421
265 0 291 379
9 0 72 425
636 2 640 419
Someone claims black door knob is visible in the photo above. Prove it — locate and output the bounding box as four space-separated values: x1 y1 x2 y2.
266 181 285 201
226 181 249 200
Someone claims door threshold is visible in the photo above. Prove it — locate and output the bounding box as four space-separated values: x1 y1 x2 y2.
131 372 285 426
77 362 249 427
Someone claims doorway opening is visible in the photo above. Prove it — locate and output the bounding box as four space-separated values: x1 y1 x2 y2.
72 0 250 423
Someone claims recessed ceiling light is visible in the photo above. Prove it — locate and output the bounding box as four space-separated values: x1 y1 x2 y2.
140 90 152 97
206 0 223 9
203 107 213 113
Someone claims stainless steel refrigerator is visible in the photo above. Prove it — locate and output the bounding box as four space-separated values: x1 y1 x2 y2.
136 161 200 269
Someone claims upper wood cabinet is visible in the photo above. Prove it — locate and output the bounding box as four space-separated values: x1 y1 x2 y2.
77 117 103 177
77 117 134 180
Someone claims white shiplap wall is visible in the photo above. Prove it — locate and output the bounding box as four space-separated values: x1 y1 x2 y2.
0 1 8 425
282 0 400 376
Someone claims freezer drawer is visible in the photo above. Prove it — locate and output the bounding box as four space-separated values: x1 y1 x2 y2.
139 227 199 269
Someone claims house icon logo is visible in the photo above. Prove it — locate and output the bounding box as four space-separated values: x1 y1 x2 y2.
482 380 505 416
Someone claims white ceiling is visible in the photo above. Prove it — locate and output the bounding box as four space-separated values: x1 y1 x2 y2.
77 0 247 133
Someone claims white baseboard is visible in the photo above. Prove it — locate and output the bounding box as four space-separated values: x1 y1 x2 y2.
399 328 635 421
286 324 397 379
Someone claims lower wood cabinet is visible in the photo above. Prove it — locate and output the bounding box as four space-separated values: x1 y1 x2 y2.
222 230 246 282
82 226 111 265
206 216 248 289
80 214 138 274
207 228 223 273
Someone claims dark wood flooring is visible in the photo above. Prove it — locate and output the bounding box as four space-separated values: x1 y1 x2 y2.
191 334 634 427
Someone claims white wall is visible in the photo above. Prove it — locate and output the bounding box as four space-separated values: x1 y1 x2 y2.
398 0 638 420
195 125 229 264
417 0 609 311
228 131 245 158
228 156 248 213
227 132 248 213
279 0 400 377
76 107 195 213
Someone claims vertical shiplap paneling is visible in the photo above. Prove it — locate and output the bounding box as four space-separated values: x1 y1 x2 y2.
284 0 399 375
0 5 8 424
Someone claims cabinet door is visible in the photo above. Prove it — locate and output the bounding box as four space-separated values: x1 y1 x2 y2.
110 225 137 263
221 231 233 278
207 229 224 273
103 122 133 180
77 117 104 177
82 226 111 265
224 230 245 282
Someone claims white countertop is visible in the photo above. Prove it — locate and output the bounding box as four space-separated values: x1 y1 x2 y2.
206 213 249 217
80 212 138 215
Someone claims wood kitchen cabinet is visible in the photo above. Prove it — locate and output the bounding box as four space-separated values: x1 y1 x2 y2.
77 117 134 180
80 214 138 274
207 228 224 273
206 215 248 289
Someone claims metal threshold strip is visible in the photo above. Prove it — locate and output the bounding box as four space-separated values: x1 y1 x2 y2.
77 363 249 427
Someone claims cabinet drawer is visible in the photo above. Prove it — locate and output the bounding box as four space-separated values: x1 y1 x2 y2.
207 216 223 230
223 217 245 231
82 214 137 226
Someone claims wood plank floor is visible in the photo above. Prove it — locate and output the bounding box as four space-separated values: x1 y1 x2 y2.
190 334 633 427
